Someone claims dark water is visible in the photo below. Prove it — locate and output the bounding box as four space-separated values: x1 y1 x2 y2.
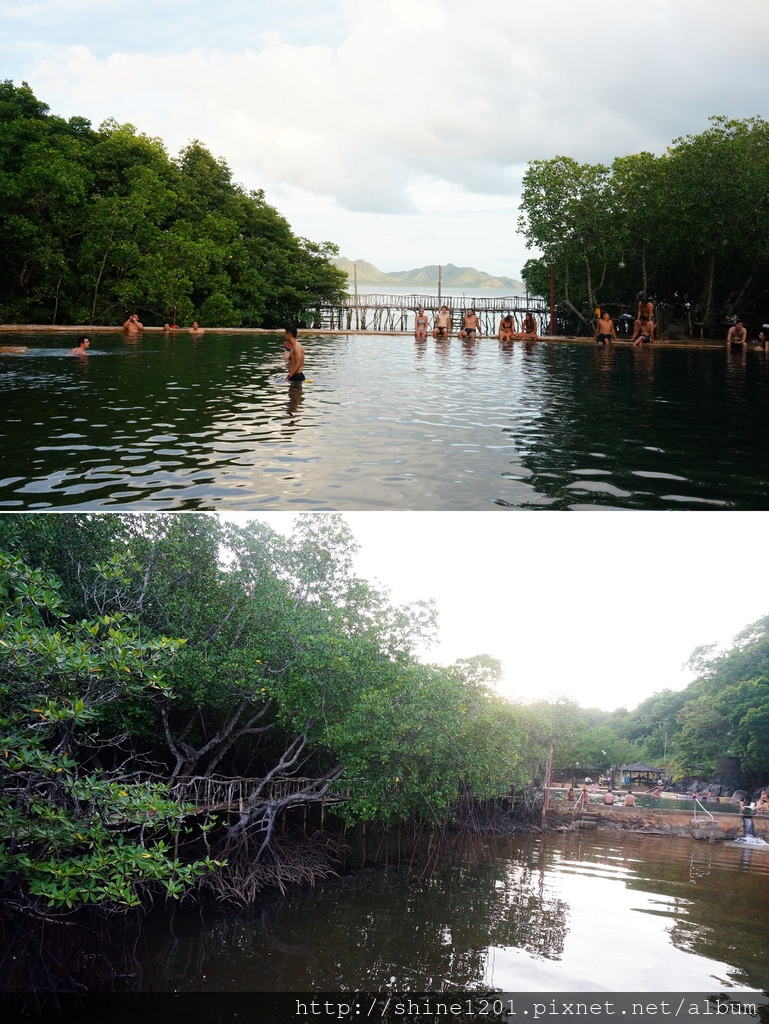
140 832 769 993
2 332 769 510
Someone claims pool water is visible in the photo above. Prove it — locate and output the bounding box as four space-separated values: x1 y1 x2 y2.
2 331 769 510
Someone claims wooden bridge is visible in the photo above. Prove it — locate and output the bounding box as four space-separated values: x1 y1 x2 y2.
308 293 550 334
170 775 350 814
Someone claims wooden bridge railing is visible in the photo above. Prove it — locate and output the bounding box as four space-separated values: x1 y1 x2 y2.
336 293 545 311
308 294 549 333
309 294 548 333
170 775 350 813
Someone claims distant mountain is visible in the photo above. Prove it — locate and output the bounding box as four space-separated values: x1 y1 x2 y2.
333 257 524 292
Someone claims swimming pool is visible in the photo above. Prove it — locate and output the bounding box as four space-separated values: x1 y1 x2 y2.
2 331 768 510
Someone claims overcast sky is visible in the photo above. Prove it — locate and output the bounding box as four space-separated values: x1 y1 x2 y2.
3 0 769 278
230 512 769 714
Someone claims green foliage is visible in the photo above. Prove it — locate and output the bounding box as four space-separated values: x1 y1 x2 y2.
518 116 769 331
320 660 528 826
0 552 217 910
0 514 535 840
516 697 634 774
0 80 346 326
605 616 769 780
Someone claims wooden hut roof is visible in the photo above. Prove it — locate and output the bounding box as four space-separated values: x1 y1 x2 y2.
620 762 663 773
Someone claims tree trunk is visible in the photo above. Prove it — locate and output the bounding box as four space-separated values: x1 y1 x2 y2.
91 227 116 323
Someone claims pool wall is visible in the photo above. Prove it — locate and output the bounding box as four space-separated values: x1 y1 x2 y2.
556 803 769 839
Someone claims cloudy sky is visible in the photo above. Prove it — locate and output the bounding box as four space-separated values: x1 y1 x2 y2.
3 0 768 278
235 512 769 714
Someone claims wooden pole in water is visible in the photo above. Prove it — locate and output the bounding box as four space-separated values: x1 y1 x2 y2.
353 263 359 330
549 249 555 336
542 743 553 827
437 265 442 305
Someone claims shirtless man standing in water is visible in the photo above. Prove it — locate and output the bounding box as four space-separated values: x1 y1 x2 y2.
434 305 452 338
727 320 747 349
284 326 305 382
123 314 143 334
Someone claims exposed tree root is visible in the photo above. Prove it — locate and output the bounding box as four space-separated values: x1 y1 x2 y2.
194 828 349 908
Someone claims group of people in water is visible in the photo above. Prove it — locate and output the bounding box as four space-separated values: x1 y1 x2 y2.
741 790 769 813
565 785 637 807
124 314 204 336
725 320 769 351
61 314 204 357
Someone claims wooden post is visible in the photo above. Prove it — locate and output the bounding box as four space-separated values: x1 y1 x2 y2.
549 249 555 336
354 263 359 330
542 743 553 828
438 265 442 305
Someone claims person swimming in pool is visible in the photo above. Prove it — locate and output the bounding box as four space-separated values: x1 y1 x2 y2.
69 336 90 355
284 326 305 382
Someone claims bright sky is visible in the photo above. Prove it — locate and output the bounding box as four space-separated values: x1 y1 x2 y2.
230 512 769 714
3 1 769 278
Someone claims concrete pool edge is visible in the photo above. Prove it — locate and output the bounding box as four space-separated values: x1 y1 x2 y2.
0 324 734 350
551 803 769 841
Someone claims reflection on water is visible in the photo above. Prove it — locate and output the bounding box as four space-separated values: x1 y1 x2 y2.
139 832 769 993
3 333 769 509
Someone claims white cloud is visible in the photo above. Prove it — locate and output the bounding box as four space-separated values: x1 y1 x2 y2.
7 0 769 275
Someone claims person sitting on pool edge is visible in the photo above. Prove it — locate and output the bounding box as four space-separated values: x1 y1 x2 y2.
623 789 635 807
434 305 452 338
459 309 480 339
521 312 538 340
595 310 617 345
69 335 90 355
603 787 615 805
631 316 655 347
284 326 305 383
415 307 429 339
498 311 515 340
